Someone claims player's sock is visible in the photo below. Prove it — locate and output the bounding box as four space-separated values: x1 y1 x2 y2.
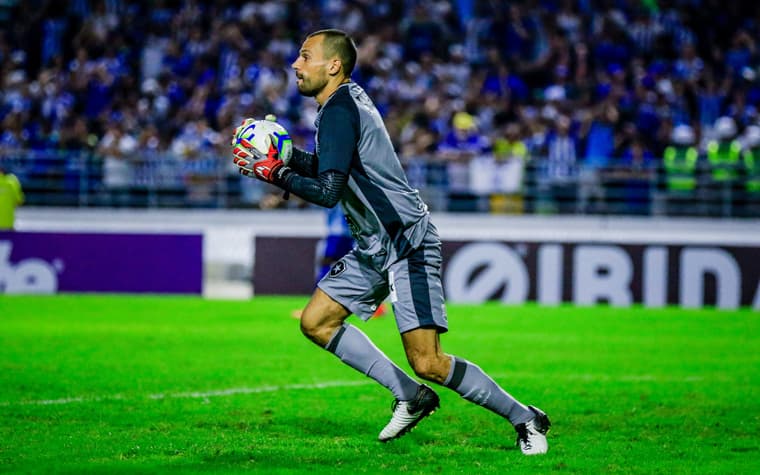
325 323 419 401
443 355 534 425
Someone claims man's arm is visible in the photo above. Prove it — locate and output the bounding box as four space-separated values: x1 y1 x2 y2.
279 169 348 208
267 104 359 207
288 148 318 177
9 174 23 205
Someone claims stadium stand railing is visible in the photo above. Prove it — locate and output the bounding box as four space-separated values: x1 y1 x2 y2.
1 150 757 218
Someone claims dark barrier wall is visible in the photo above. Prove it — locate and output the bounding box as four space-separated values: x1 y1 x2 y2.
0 232 203 294
253 236 760 310
253 236 318 296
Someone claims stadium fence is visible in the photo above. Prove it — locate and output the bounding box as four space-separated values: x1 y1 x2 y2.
1 149 757 218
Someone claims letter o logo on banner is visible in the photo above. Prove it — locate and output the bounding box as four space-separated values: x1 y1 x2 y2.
9 259 58 293
444 242 528 304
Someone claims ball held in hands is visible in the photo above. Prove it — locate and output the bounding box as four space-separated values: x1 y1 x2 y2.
231 117 293 167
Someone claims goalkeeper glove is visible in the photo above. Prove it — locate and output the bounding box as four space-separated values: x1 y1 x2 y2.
231 114 291 184
234 140 289 183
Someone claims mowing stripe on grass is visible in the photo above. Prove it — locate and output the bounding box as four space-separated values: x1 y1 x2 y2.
0 372 710 408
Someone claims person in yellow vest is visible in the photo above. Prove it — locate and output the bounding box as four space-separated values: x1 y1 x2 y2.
740 125 760 217
662 124 699 216
0 167 24 230
706 116 742 215
490 122 529 213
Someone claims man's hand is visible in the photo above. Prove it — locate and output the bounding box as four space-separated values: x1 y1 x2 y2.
231 114 287 182
231 118 253 149
232 135 284 181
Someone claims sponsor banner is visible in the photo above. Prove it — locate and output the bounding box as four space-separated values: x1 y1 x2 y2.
442 241 760 310
253 237 760 310
0 231 202 294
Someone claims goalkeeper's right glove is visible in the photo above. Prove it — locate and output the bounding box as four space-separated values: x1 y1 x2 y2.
231 114 292 184
234 143 288 183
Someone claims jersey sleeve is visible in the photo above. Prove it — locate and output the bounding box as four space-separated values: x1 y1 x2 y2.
282 169 347 208
275 101 359 207
288 147 318 177
316 103 359 175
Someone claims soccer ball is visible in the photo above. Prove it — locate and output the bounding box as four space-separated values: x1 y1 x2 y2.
234 118 293 164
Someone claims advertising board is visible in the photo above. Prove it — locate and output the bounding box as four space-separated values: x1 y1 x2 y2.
253 236 760 310
0 231 203 294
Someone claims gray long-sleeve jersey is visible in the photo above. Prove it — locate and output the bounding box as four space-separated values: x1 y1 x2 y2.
279 82 430 269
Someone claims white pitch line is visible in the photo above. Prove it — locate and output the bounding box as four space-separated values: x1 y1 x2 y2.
14 396 86 406
149 380 373 400
0 373 713 408
0 380 374 407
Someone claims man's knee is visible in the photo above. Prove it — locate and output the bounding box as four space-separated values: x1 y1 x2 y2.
300 312 333 346
299 288 349 347
408 353 448 384
299 314 317 339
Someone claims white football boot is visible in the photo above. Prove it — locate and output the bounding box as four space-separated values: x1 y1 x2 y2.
515 405 551 455
378 384 440 442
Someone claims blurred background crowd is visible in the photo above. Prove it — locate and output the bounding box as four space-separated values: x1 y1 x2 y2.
1 0 759 216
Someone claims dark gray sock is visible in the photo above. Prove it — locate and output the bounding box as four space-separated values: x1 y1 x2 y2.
325 323 419 401
444 355 533 425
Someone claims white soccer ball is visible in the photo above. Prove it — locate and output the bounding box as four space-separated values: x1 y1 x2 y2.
234 118 293 164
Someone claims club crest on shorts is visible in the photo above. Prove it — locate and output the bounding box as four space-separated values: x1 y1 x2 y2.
329 260 346 277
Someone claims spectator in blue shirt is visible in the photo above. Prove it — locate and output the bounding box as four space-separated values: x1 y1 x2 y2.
578 104 619 213
481 60 529 103
616 138 656 215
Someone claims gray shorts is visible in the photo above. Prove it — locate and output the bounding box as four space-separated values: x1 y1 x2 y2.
317 230 448 334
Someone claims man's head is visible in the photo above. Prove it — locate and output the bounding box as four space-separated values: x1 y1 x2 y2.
291 29 357 100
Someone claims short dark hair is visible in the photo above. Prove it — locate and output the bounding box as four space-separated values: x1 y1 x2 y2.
307 29 357 77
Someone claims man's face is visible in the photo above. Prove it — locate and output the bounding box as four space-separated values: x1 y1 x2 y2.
291 35 331 97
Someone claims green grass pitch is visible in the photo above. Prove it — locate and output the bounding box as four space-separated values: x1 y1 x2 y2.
0 295 758 474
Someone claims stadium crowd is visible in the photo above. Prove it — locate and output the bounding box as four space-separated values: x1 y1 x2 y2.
0 0 759 214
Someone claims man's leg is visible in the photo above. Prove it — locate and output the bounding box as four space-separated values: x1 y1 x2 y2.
401 328 534 424
300 288 420 403
401 328 550 454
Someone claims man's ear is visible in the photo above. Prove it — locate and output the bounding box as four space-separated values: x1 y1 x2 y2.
328 58 343 77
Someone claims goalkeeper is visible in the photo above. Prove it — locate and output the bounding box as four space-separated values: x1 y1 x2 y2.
232 29 550 455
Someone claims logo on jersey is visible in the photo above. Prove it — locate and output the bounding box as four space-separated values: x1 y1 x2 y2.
329 260 347 277
388 270 398 302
